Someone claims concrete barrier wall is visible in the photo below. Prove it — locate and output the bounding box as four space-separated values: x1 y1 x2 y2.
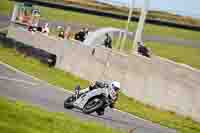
8 25 200 122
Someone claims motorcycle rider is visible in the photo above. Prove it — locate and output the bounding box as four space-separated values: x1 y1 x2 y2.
109 81 121 107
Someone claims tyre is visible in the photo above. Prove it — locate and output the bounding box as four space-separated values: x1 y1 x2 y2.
96 109 105 116
64 96 76 109
82 97 104 114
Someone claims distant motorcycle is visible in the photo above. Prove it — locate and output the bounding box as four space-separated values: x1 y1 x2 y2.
64 82 118 116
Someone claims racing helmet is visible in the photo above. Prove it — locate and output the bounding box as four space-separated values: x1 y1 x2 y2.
111 81 121 91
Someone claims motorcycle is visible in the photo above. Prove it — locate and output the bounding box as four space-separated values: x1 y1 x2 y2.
64 82 117 116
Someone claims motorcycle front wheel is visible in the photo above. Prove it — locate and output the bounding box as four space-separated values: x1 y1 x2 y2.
64 96 76 109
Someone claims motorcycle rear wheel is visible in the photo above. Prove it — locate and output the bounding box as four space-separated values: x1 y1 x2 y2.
83 97 104 114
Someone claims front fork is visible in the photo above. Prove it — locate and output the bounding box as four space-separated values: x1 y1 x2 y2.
75 85 81 99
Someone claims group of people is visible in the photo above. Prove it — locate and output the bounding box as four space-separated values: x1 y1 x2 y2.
28 23 114 49
28 23 72 39
74 28 113 49
28 23 50 36
28 23 150 57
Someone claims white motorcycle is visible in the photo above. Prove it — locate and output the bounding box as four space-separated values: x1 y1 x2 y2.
64 81 118 116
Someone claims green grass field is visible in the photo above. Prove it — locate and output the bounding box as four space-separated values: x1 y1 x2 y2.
1 42 200 133
1 0 200 41
146 42 200 69
39 6 200 41
112 38 200 70
0 97 123 133
0 0 13 15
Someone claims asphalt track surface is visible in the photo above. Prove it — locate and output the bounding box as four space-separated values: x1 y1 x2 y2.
0 62 179 133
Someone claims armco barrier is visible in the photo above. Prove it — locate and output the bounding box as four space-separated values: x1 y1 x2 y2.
7 25 200 122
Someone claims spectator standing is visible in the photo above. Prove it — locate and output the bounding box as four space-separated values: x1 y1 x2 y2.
104 33 112 49
75 28 87 42
64 26 71 39
42 23 50 36
58 31 65 39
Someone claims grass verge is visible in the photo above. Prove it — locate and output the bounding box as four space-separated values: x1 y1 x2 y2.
0 0 13 16
1 41 200 133
146 42 200 69
0 97 122 133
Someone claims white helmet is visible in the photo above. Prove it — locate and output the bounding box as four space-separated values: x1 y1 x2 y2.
111 81 121 91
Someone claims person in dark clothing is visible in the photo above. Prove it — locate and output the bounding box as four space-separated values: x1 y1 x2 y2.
37 27 43 32
28 25 37 32
28 25 42 33
137 42 150 58
58 31 65 39
28 25 33 32
104 33 112 49
75 28 87 42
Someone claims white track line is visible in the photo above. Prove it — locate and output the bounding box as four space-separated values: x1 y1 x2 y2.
0 76 38 86
0 61 42 82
